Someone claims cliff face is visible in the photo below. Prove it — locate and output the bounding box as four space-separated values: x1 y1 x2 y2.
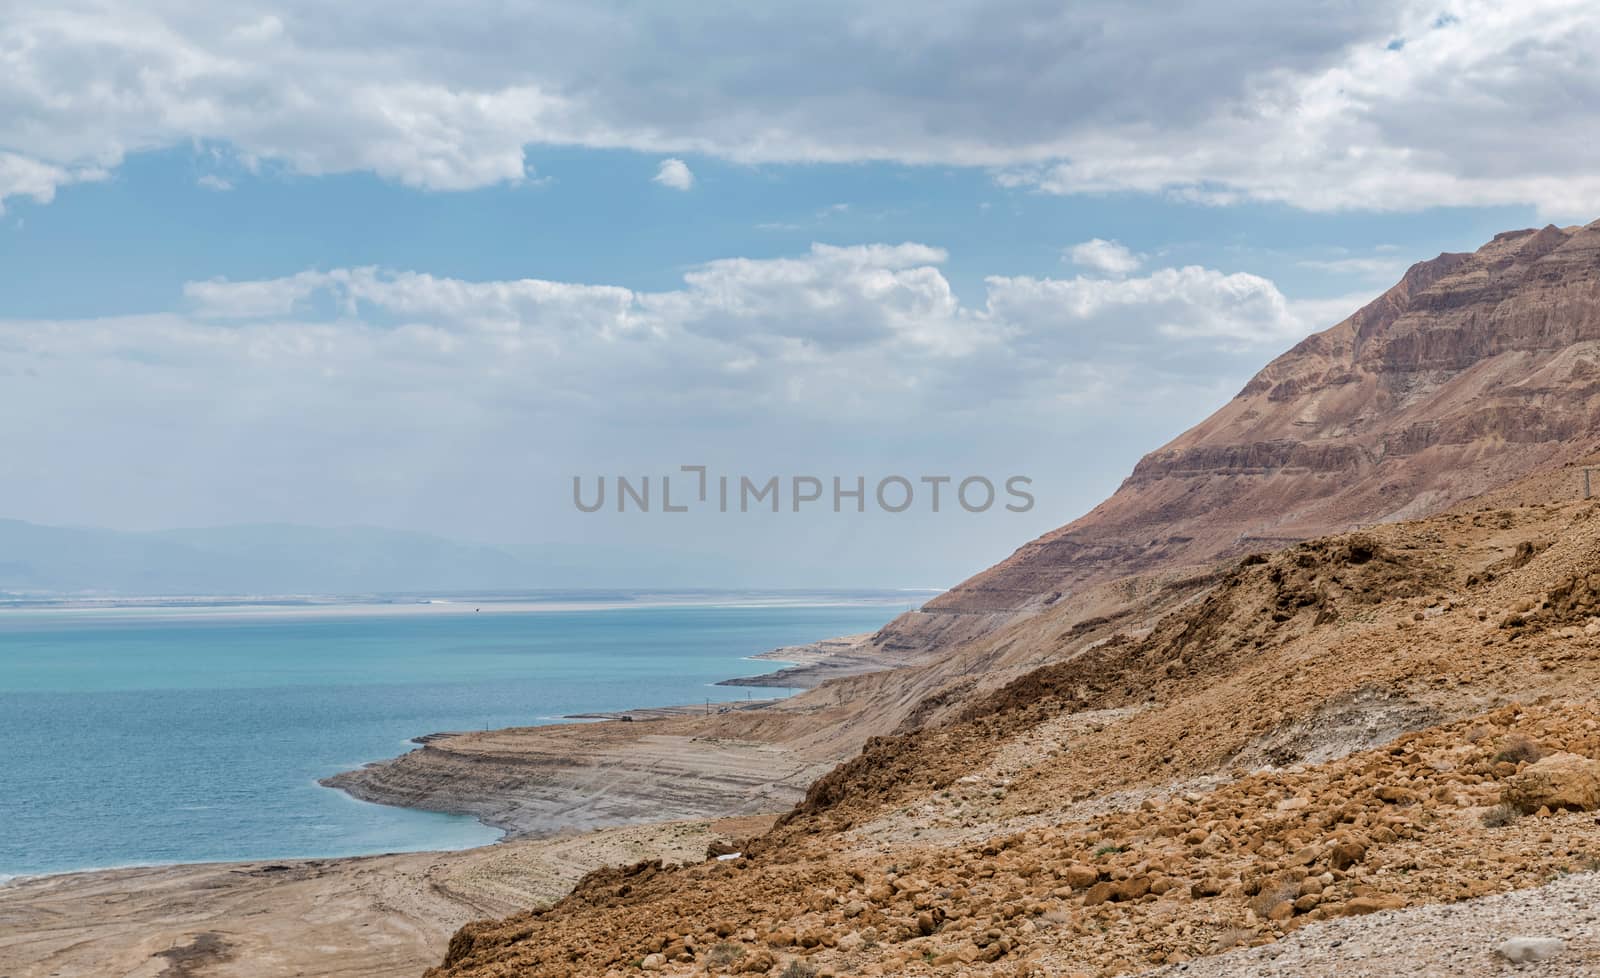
877 220 1600 652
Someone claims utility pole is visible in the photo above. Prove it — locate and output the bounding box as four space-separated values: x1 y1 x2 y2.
1586 468 1599 499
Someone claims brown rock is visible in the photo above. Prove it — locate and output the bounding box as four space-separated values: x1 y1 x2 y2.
1082 882 1119 907
1339 895 1406 916
1118 876 1152 901
1329 842 1367 870
1502 752 1600 813
1190 879 1223 898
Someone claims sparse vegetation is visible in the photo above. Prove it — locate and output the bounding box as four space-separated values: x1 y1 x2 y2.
707 942 744 966
1494 735 1544 765
781 960 820 978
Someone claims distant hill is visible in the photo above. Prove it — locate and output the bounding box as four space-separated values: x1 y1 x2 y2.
0 520 730 596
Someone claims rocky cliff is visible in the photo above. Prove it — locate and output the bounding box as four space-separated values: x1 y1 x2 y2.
876 220 1600 654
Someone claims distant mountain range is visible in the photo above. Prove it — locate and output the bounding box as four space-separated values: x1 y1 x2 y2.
0 519 728 596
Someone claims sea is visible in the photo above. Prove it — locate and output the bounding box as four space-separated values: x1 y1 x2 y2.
0 591 913 879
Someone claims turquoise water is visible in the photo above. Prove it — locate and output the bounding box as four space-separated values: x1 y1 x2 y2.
0 595 903 878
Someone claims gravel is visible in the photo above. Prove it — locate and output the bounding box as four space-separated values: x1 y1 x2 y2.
1140 872 1600 978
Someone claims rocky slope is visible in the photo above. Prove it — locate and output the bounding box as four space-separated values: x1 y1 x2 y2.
334 224 1600 850
419 221 1600 977
427 487 1600 977
874 220 1600 656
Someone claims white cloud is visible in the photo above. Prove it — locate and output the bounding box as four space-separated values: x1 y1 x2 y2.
1066 239 1142 276
1297 255 1411 281
999 1 1600 216
0 241 1387 552
196 174 233 191
0 152 106 214
42 243 1351 437
985 266 1314 360
652 158 695 191
0 1 1595 213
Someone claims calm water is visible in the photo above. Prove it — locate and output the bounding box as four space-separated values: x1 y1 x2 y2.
0 595 903 878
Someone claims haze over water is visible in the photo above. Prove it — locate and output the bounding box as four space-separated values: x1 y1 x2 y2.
0 594 905 878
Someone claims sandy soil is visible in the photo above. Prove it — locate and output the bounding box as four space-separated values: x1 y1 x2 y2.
0 815 773 978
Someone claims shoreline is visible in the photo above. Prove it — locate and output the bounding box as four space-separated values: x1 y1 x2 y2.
316 630 903 839
0 627 905 977
713 631 892 688
0 814 778 978
2 626 895 886
0 590 923 622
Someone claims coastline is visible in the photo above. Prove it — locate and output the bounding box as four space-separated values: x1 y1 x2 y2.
0 629 904 977
713 631 891 688
317 630 904 838
0 814 776 978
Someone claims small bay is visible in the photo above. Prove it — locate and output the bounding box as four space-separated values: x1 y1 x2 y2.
0 593 905 878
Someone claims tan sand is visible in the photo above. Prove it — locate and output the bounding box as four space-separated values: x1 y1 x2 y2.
0 814 773 978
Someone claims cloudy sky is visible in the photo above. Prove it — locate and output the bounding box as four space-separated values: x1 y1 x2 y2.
2 0 1597 588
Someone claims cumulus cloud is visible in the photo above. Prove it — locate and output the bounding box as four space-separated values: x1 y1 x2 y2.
998 1 1600 215
652 158 695 190
0 240 1386 550
27 243 1350 437
1066 239 1142 277
0 1 1596 213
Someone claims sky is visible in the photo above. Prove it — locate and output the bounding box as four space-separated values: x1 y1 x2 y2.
1 0 1597 588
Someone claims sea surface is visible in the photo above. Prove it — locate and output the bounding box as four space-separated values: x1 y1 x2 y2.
0 592 911 878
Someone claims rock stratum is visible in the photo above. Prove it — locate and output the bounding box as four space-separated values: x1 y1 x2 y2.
875 220 1600 655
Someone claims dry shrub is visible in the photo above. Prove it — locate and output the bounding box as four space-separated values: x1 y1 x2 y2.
1493 735 1544 765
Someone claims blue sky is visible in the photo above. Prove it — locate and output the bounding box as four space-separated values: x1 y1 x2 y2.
1 1 1596 587
2 147 1536 319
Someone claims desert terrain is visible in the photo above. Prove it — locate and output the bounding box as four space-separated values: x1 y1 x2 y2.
9 221 1600 977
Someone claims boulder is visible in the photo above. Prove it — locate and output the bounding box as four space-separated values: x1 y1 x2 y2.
1082 882 1119 906
1502 752 1600 813
1496 937 1565 963
1338 895 1405 916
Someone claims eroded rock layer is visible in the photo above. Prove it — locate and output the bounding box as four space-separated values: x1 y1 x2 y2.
879 221 1600 653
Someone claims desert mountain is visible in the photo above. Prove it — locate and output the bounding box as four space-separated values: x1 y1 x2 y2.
423 223 1600 978
876 220 1600 655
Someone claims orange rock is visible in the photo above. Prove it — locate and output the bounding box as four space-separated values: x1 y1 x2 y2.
1339 895 1406 916
1502 752 1600 813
